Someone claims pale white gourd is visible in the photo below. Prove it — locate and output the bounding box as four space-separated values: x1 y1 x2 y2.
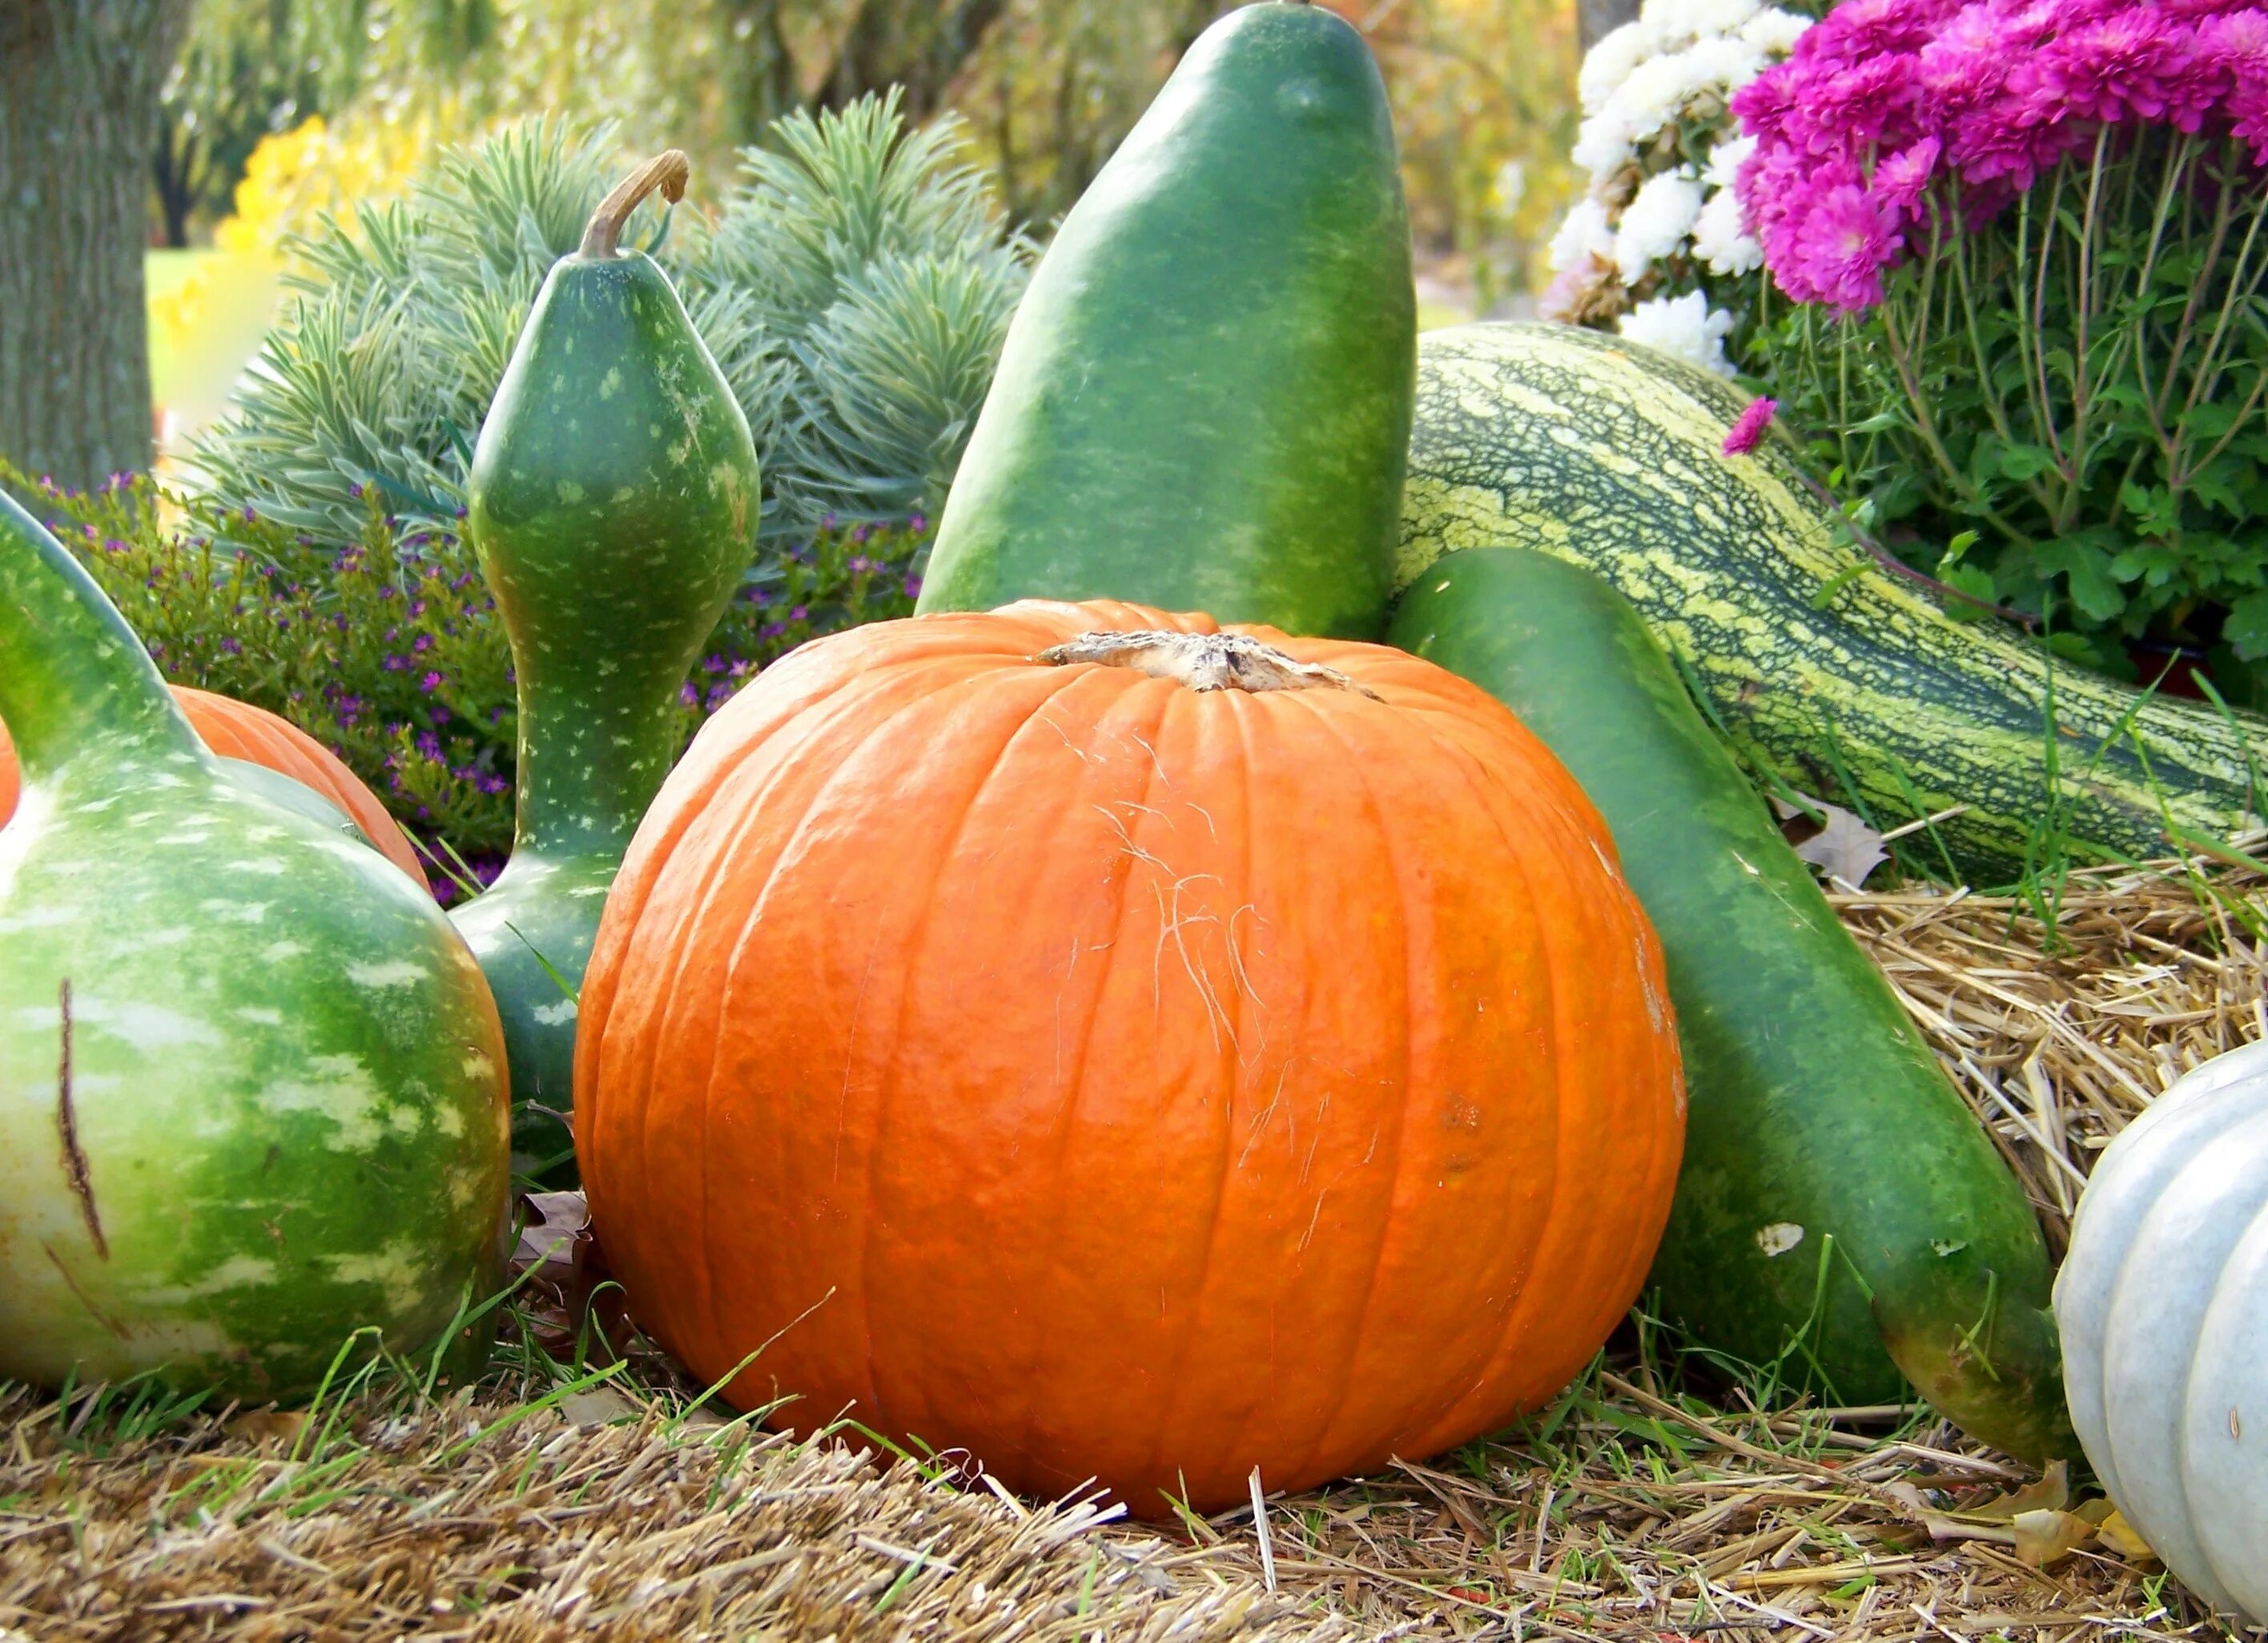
2057 1037 2268 1623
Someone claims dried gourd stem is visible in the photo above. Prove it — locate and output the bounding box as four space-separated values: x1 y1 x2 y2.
1039 629 1381 698
579 150 691 260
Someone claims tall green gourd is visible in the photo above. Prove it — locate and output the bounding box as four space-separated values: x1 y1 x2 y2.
916 0 1415 638
0 490 510 1398
456 153 761 1170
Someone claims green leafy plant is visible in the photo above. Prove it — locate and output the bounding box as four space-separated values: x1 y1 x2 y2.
1735 0 2268 695
7 463 924 876
187 94 1027 552
1772 132 2268 691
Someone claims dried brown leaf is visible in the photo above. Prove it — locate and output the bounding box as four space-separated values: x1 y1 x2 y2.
2013 1508 2092 1568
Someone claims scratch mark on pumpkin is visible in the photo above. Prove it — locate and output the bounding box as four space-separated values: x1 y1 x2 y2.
54 980 107 1258
1237 1061 1294 1170
43 1245 127 1340
1128 731 1173 793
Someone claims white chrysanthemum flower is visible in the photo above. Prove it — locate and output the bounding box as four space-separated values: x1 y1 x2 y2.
1739 6 1813 54
1684 0 1768 41
1683 34 1767 93
1613 169 1704 276
1639 0 1763 51
1579 18 1665 113
1618 290 1736 375
1549 196 1617 273
1571 104 1639 177
1703 132 1758 190
1615 50 1705 141
1691 186 1762 275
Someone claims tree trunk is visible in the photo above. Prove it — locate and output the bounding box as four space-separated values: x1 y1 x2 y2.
819 0 1008 119
718 0 803 148
0 0 196 492
151 120 198 252
1577 0 1642 51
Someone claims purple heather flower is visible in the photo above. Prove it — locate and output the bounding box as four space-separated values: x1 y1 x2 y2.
903 575 923 599
1722 397 1781 457
420 671 444 693
790 605 808 622
220 637 243 655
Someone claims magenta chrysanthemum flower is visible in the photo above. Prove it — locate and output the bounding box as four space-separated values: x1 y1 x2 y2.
1736 0 2268 304
1875 136 1946 214
1789 185 1901 309
2021 12 2194 125
1721 397 1781 456
1800 57 1925 155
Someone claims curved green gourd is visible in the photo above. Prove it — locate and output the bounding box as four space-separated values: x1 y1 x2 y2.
916 0 1415 639
455 152 760 1173
0 489 510 1399
1390 548 2073 1462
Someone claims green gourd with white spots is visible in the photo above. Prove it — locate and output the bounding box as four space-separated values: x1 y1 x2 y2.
454 153 760 1172
0 489 510 1398
1399 324 2268 884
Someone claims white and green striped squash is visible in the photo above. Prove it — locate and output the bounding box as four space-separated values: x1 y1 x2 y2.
1399 323 2268 884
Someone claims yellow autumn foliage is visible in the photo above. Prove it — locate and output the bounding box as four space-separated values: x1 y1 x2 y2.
152 115 445 355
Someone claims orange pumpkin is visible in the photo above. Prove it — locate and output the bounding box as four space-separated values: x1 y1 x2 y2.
0 683 428 889
577 600 1684 1513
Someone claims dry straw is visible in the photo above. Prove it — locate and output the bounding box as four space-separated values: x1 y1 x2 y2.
9 851 2267 1640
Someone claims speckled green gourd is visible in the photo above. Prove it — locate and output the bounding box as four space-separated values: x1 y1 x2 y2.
1390 550 2073 1462
0 490 511 1399
1399 324 2268 884
916 0 1414 639
456 153 760 1172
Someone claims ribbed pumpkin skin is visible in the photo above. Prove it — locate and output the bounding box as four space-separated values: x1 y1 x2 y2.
2057 1041 2268 1623
0 684 427 888
577 600 1685 1513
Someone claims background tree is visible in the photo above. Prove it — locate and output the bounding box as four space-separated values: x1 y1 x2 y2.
1 0 198 490
152 0 371 247
1577 0 1639 49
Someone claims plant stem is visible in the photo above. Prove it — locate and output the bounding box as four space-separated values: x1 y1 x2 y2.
577 151 690 260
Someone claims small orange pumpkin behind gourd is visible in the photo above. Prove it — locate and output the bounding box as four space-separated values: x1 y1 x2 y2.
576 599 1685 1513
0 683 427 888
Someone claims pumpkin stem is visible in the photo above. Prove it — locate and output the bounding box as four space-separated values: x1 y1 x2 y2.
1039 630 1380 698
579 151 691 260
